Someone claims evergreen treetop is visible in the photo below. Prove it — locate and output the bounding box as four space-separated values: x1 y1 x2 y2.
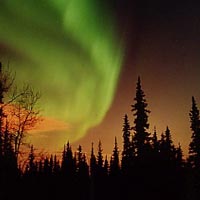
131 77 151 157
189 96 200 168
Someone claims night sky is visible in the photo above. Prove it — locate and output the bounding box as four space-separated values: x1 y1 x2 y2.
0 1 200 156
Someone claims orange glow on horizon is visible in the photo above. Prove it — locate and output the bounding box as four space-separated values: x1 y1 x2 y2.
29 117 70 134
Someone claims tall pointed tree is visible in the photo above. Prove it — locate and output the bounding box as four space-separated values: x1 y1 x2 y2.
189 96 200 168
53 155 60 174
61 142 76 176
77 145 89 179
104 155 109 176
38 159 43 174
97 140 103 169
121 114 132 171
152 126 159 153
77 145 83 166
90 142 96 200
110 137 120 176
175 143 183 168
151 126 160 166
49 155 53 175
90 142 96 176
43 157 50 176
159 126 176 164
26 145 36 176
131 77 151 157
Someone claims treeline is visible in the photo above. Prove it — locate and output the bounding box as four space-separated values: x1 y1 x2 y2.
0 72 200 200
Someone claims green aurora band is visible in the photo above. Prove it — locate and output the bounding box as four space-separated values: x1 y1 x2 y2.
0 0 123 145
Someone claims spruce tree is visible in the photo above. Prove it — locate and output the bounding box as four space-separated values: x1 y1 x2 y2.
121 114 131 169
131 77 150 157
90 143 96 200
90 142 96 177
151 127 160 166
189 96 200 168
61 142 76 177
49 155 53 175
28 145 35 175
152 126 159 153
104 155 109 176
53 155 60 174
61 144 66 173
38 159 43 174
77 145 82 174
97 140 103 169
77 145 89 179
43 157 50 176
159 126 176 164
3 120 16 167
175 143 183 168
110 137 120 176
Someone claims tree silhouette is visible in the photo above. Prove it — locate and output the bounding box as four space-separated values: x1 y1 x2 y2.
104 155 109 176
61 141 76 177
90 142 96 177
27 145 36 175
175 143 183 168
152 126 159 154
53 155 60 174
76 145 90 200
97 140 103 169
9 85 41 160
189 96 200 168
43 157 51 177
121 114 133 174
110 137 120 177
0 62 41 162
90 142 96 200
0 70 199 200
159 126 176 164
77 145 89 178
131 77 151 158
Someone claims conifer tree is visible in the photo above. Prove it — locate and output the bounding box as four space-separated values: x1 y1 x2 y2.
77 146 87 174
97 140 103 169
121 114 132 172
53 155 60 174
160 126 176 163
189 96 200 168
3 121 16 166
49 155 53 175
62 142 76 177
43 157 50 176
38 159 43 174
152 126 159 153
104 155 109 176
90 142 96 200
110 137 120 176
77 145 83 173
77 150 89 179
151 127 160 167
26 145 36 177
90 142 96 176
131 77 151 157
29 145 35 172
175 143 183 168
77 145 82 165
61 144 66 173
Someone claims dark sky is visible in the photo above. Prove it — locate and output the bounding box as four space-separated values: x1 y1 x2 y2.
75 1 200 156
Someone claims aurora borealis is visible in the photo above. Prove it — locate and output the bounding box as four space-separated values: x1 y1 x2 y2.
0 0 123 150
0 1 200 156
